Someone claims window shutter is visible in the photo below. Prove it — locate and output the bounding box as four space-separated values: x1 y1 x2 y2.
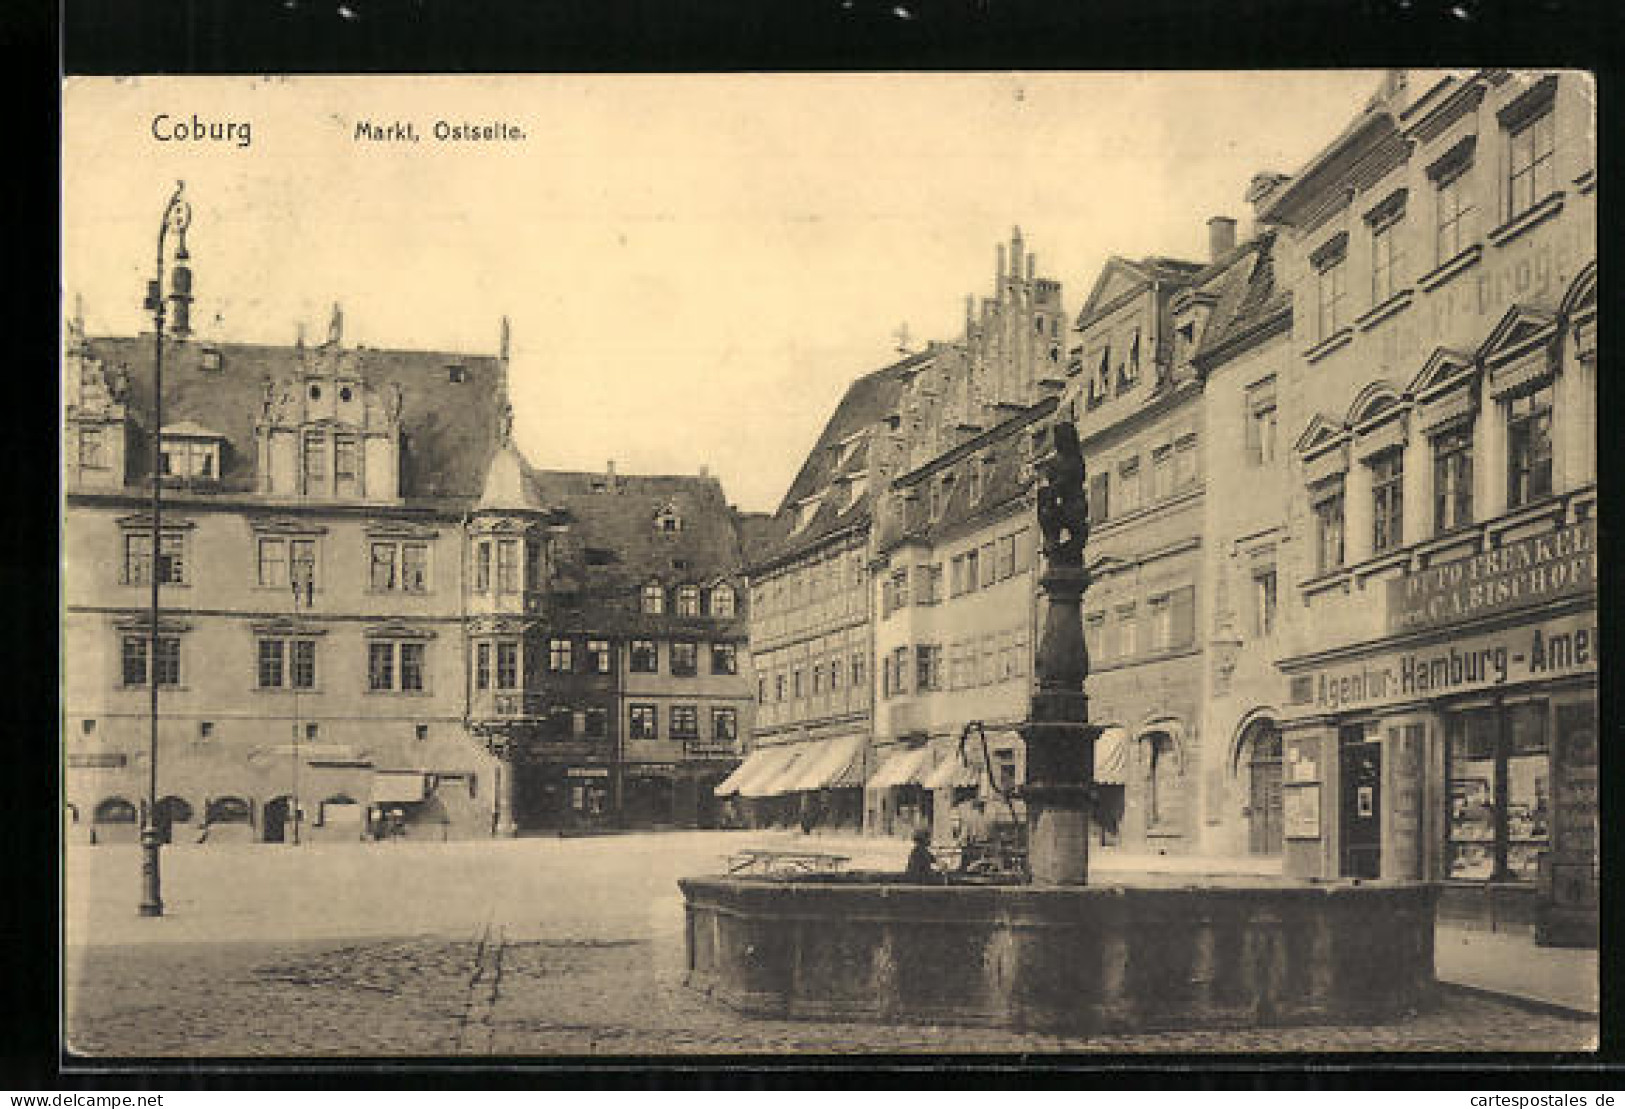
1171 586 1196 648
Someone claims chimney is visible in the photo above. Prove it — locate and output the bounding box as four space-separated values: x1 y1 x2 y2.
1207 216 1237 263
699 464 711 479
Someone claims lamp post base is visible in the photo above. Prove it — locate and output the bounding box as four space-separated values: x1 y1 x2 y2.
138 825 164 917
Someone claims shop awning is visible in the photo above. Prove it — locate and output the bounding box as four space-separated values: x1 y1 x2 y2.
867 745 936 790
922 750 980 790
739 744 812 798
780 735 867 793
1094 727 1128 786
713 747 785 797
371 770 427 805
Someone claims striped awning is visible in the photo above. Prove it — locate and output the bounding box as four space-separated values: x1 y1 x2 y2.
715 745 795 797
740 744 815 798
780 735 867 793
1094 727 1129 786
921 751 980 791
867 745 936 790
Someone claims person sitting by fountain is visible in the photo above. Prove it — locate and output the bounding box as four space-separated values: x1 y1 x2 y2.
904 827 939 882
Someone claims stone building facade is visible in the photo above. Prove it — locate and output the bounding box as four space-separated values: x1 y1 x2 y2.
1258 69 1596 943
64 296 754 842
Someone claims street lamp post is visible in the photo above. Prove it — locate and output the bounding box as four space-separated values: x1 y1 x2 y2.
138 181 193 918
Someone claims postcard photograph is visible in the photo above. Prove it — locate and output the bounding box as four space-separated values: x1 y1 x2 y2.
60 71 1598 1059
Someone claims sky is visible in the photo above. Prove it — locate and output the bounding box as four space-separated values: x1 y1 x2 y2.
62 72 1385 512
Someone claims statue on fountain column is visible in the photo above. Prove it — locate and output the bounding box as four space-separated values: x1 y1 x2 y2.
1036 420 1089 568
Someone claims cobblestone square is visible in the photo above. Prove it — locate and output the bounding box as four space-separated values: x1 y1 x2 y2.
64 834 1597 1058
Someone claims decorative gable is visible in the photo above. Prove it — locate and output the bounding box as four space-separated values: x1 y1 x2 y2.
1077 258 1147 324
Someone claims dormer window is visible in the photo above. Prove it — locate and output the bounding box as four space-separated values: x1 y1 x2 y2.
655 503 682 533
159 425 224 482
447 364 467 383
709 584 736 619
676 584 701 617
200 348 222 372
642 581 665 615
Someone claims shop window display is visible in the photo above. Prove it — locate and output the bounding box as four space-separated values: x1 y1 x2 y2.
1446 703 1549 881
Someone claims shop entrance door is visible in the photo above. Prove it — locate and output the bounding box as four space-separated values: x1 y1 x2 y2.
1339 731 1382 878
1246 727 1284 856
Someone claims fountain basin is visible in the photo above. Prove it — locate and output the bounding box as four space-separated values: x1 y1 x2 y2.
680 874 1438 1033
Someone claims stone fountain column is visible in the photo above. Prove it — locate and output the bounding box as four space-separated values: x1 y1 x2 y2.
1023 420 1098 887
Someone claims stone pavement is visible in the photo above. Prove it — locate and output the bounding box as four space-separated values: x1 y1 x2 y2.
1434 926 1600 1018
63 832 1599 1057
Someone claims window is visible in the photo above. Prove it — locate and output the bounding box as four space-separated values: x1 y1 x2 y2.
670 705 699 740
676 585 701 617
475 642 491 690
1446 702 1551 882
1147 732 1180 829
630 639 658 673
257 638 316 690
1151 445 1174 501
641 582 665 614
124 531 186 586
1371 216 1404 305
1013 528 1034 573
979 543 996 589
399 643 424 691
1117 457 1141 513
475 541 492 593
548 637 574 673
915 563 942 605
963 548 980 594
1246 387 1278 467
587 639 612 674
1149 595 1173 651
1433 424 1475 532
584 708 608 738
302 431 326 488
851 653 865 692
630 704 657 739
1174 434 1198 489
1252 570 1277 638
1088 470 1109 521
1084 612 1105 660
546 705 574 737
1316 249 1348 338
495 641 518 690
949 554 966 597
127 633 178 687
78 427 106 470
775 673 786 702
1436 168 1476 262
368 643 394 691
399 543 427 593
915 644 941 692
1507 385 1554 508
334 434 359 497
1313 480 1346 574
997 536 1016 581
671 641 698 677
1119 329 1141 392
1115 605 1137 659
711 642 738 675
1506 108 1556 220
709 585 735 618
1371 449 1405 554
712 707 738 742
160 438 217 480
496 539 519 593
891 647 909 696
792 667 804 699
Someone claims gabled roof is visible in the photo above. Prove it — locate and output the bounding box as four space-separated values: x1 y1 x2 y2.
1074 255 1204 329
753 349 933 568
82 335 507 502
480 457 750 636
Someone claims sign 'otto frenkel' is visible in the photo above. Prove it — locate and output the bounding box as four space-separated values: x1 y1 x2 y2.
1387 519 1595 635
